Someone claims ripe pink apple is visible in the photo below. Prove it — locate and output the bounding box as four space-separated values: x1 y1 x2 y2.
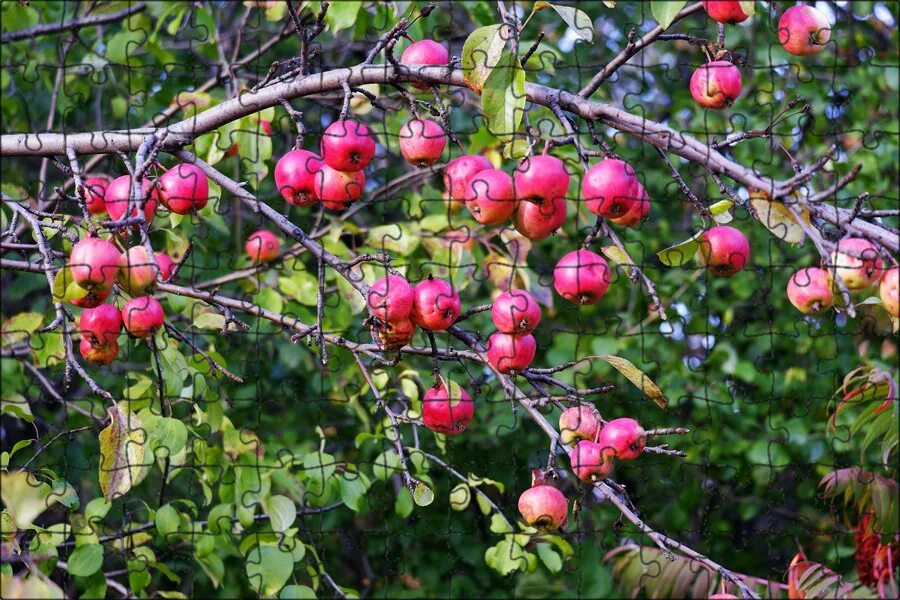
570 440 615 482
697 226 750 277
607 183 650 227
514 155 570 204
314 165 365 211
444 155 493 204
245 230 281 263
517 485 568 529
155 252 176 282
582 159 642 219
702 1 749 24
828 238 883 290
368 274 415 322
158 163 209 215
514 196 567 240
491 289 541 334
879 267 899 317
465 169 516 225
787 267 835 315
320 120 375 172
422 380 474 435
778 5 831 56
274 149 323 207
104 175 159 223
598 417 647 461
370 318 416 350
79 303 122 346
410 276 461 331
79 336 119 365
400 39 449 89
690 61 742 109
69 237 122 292
553 249 611 305
486 332 536 374
122 296 165 338
83 176 110 216
117 246 159 295
558 405 601 446
70 287 111 309
399 119 447 167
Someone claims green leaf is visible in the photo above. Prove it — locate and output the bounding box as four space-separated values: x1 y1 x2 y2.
708 199 734 223
650 1 686 30
246 544 294 597
395 486 413 518
482 49 526 142
599 355 668 410
340 471 370 512
192 313 226 330
1 395 33 423
461 25 507 92
536 543 563 573
324 0 361 34
280 585 316 599
485 538 530 575
413 482 434 507
372 450 401 481
534 2 593 43
67 543 104 577
449 483 471 511
264 495 296 533
490 513 513 534
656 231 703 267
51 266 89 303
156 504 180 538
98 402 147 502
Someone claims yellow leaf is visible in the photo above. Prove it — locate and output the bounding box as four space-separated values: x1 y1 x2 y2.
0 471 66 529
600 355 667 410
99 403 146 502
750 190 809 244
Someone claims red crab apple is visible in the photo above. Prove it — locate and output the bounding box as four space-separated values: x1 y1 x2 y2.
486 332 536 374
422 379 474 435
570 440 614 482
368 274 414 322
828 238 883 290
122 296 165 338
155 252 175 282
314 165 365 211
690 61 742 109
778 5 831 56
158 163 209 214
70 288 111 309
79 303 123 346
370 318 416 351
598 417 647 461
320 120 375 172
702 1 750 24
118 246 159 295
514 196 567 240
79 336 119 366
274 149 323 207
607 183 650 227
69 237 122 292
224 118 272 157
444 155 493 204
518 485 568 529
697 226 750 277
582 159 642 219
491 289 541 334
399 119 447 167
104 175 159 223
553 249 611 305
514 154 570 205
558 405 601 446
465 169 516 225
245 230 281 263
787 267 835 315
880 267 899 318
411 276 461 331
83 176 110 215
400 39 449 89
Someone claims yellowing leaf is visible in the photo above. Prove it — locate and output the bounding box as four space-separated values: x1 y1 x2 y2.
0 471 66 529
461 25 507 93
535 3 594 43
750 191 809 244
99 403 146 502
600 355 667 410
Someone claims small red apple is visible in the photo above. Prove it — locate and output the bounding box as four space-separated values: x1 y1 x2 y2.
444 155 493 204
399 119 447 167
422 380 474 435
491 289 541 334
368 274 414 322
117 246 159 295
400 39 449 89
82 176 110 216
320 120 375 172
514 154 570 204
690 61 742 109
517 485 568 529
158 163 209 215
553 249 611 305
582 159 642 219
70 287 111 309
314 165 365 211
410 276 461 331
787 267 835 315
514 196 567 240
122 296 165 338
69 237 122 292
486 332 536 374
879 267 899 317
79 336 119 365
370 318 416 350
275 149 323 207
598 417 647 461
828 237 883 290
104 175 159 223
79 303 123 346
778 5 831 56
465 169 516 225
558 405 601 446
702 1 750 24
697 226 750 277
155 252 176 282
570 440 615 482
245 230 281 263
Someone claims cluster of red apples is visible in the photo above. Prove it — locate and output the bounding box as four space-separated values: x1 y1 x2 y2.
517 408 647 529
